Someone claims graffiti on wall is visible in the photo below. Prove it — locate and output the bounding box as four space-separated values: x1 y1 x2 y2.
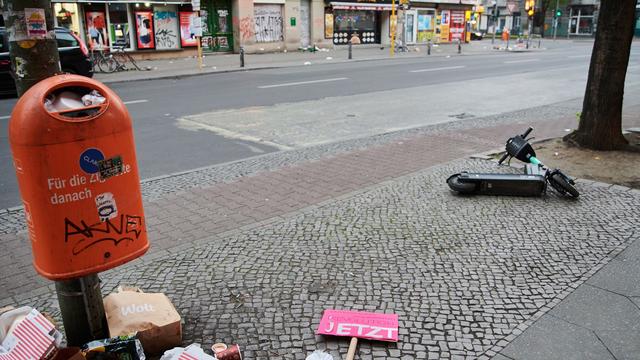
154 9 179 49
254 4 283 43
239 16 255 41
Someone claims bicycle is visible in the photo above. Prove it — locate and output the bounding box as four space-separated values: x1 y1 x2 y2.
90 48 117 73
110 45 149 72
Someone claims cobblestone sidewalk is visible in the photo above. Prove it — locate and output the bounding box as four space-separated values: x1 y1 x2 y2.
1 101 639 359
6 159 639 359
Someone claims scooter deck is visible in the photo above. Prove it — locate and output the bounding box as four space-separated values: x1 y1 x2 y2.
452 172 547 196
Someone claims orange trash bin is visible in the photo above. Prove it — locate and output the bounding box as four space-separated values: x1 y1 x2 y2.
9 74 149 280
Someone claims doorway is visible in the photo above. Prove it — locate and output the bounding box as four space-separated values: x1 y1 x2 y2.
300 0 311 48
404 9 417 44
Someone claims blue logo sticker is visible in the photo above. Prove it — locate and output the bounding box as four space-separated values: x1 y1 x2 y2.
80 148 105 174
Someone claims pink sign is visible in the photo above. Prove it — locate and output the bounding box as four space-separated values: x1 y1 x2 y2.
316 310 399 342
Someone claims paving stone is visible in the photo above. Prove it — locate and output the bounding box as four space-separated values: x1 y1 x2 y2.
1 114 639 358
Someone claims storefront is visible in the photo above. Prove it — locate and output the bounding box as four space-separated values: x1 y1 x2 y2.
416 8 436 44
404 1 472 44
568 5 596 36
200 0 233 52
50 0 233 57
326 2 392 45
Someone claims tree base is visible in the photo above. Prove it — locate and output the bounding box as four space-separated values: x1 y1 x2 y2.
563 130 637 152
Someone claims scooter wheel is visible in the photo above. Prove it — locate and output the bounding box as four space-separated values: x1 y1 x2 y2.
447 174 478 194
549 173 580 198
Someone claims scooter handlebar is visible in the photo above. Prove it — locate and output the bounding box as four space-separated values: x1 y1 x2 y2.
498 152 509 165
521 127 533 139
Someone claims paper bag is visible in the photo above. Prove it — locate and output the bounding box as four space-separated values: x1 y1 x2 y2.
104 287 182 355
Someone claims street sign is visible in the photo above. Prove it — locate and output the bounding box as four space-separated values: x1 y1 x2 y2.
193 17 203 37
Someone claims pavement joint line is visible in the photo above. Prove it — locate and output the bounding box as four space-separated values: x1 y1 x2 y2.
483 227 640 357
585 283 640 312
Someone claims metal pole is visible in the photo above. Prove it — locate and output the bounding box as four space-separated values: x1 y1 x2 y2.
457 38 461 54
401 10 406 52
240 46 245 67
390 0 396 56
196 10 203 70
55 274 109 346
527 14 532 49
492 16 497 44
427 39 431 55
348 40 352 59
567 7 572 39
553 0 559 40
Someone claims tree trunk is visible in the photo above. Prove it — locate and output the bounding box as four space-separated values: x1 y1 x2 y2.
3 0 61 96
564 0 636 150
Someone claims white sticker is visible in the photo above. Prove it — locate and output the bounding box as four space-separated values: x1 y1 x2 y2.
95 192 118 222
25 8 47 39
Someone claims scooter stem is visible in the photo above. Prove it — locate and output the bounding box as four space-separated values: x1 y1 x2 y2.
529 156 542 165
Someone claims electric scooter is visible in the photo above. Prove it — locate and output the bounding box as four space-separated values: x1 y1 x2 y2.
447 127 580 198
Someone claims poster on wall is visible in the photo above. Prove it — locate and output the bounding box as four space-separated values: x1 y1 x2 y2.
439 11 450 42
154 7 179 49
417 14 434 43
179 11 199 47
325 13 333 39
25 8 47 38
135 11 155 49
86 11 109 49
450 10 465 41
254 4 283 43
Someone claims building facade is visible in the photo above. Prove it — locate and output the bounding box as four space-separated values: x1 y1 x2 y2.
478 0 605 39
0 0 476 58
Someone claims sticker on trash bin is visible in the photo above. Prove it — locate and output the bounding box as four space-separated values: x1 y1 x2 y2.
98 156 124 179
80 148 105 174
95 192 118 221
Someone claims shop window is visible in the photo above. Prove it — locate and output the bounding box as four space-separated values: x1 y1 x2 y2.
55 4 81 35
109 3 131 48
333 10 378 44
85 5 109 49
417 10 435 43
254 4 283 43
179 11 199 47
135 10 156 49
569 7 594 35
154 5 180 49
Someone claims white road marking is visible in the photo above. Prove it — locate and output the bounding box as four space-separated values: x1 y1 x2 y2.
258 77 348 89
409 65 465 73
177 117 292 150
123 99 149 105
504 59 540 64
0 115 9 120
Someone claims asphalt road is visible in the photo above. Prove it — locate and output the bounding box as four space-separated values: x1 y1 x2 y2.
1 41 639 208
